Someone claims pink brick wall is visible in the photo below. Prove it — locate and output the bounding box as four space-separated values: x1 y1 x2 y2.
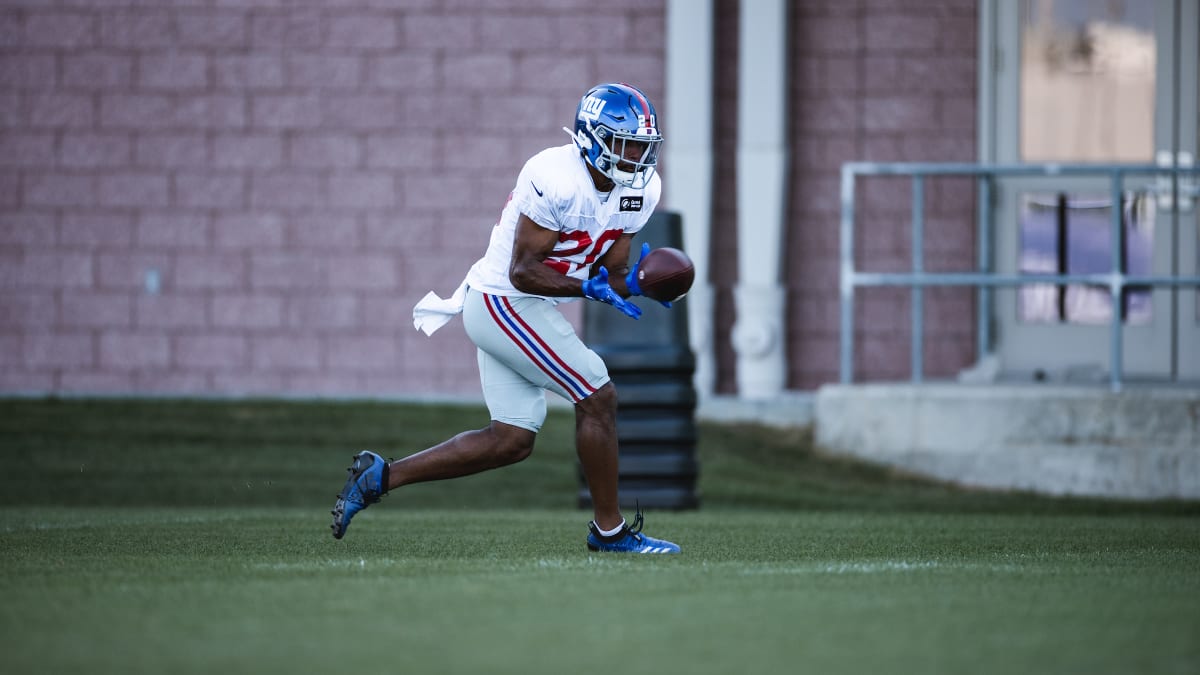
1 0 977 398
780 0 979 390
711 0 740 394
0 0 666 397
705 0 978 394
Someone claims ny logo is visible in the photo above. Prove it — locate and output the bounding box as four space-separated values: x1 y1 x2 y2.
579 95 605 122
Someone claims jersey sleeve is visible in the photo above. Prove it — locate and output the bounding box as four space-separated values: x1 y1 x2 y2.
511 155 565 232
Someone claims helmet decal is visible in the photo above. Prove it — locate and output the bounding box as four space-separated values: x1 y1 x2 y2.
579 95 605 123
626 86 654 127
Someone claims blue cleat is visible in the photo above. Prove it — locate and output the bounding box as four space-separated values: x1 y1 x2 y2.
586 508 680 554
330 451 387 539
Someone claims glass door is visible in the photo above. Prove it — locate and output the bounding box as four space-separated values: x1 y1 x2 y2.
991 0 1195 383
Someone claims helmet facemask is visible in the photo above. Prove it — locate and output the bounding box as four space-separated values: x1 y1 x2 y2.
590 124 661 189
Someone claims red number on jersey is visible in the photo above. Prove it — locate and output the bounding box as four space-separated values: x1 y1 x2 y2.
543 228 623 275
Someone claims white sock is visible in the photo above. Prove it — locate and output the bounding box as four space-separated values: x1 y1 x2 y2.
595 520 626 538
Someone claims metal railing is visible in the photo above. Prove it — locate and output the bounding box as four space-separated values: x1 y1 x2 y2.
838 162 1200 392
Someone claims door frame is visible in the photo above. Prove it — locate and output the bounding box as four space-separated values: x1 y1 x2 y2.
979 0 1198 382
1176 0 1200 379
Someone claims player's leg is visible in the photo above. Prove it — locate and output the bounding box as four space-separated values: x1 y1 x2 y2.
384 422 535 489
330 290 549 539
574 380 679 554
376 288 563 491
471 290 678 553
468 291 616 518
384 346 543 491
330 351 540 539
573 381 621 530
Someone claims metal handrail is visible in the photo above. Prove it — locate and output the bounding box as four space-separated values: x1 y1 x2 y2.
838 162 1200 392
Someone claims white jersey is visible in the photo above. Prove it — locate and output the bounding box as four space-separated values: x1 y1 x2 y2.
412 144 660 336
464 144 661 302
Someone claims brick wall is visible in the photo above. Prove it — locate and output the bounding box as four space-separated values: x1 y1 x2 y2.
710 0 739 394
782 0 979 390
708 0 978 393
0 0 666 397
1 0 978 398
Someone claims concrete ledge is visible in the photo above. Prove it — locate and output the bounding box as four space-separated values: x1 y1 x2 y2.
697 392 815 428
815 384 1200 499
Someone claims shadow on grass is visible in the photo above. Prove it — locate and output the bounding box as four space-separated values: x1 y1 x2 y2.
697 421 1200 517
1 397 1195 517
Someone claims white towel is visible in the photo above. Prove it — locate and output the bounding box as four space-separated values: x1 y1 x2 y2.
412 280 469 336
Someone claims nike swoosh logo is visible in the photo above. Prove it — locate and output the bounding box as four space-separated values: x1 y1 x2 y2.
531 181 544 197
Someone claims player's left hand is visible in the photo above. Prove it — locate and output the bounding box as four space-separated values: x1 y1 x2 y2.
583 266 642 319
624 242 672 308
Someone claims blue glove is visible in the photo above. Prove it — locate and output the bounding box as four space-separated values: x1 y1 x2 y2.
624 243 650 295
582 266 642 319
624 242 672 308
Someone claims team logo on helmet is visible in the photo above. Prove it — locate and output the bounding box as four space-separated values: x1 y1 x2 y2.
579 95 605 122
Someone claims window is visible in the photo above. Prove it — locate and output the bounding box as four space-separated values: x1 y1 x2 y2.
1020 0 1156 162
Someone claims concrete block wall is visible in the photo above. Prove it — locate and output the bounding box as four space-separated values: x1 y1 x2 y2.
816 384 1200 499
707 0 979 394
1 0 978 399
0 0 666 398
782 0 978 390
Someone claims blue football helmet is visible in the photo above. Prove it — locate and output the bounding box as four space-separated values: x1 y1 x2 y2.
564 83 662 190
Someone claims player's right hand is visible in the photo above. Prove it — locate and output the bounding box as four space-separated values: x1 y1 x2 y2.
582 267 642 319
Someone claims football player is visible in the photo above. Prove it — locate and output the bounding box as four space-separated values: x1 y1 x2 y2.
331 83 680 554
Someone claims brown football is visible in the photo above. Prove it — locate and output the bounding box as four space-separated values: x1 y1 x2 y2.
636 247 695 303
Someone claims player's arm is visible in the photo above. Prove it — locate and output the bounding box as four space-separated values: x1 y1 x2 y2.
509 213 641 318
593 233 636 298
508 213 584 297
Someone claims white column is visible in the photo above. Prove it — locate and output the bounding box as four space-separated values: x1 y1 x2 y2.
665 0 716 398
735 0 789 399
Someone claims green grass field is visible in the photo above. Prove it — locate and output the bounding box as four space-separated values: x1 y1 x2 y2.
1 398 1197 675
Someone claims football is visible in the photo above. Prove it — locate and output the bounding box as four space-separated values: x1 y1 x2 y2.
636 247 695 303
